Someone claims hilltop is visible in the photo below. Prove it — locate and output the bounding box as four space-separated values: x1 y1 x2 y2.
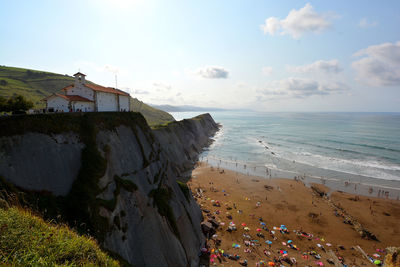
0 65 174 125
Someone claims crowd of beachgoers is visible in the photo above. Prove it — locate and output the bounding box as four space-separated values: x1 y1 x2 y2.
189 163 400 267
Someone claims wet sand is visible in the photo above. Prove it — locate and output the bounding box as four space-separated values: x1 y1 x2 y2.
189 162 400 266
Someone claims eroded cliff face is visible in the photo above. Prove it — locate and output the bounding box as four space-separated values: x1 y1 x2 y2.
0 112 219 267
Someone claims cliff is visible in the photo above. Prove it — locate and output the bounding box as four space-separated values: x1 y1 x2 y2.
0 112 219 267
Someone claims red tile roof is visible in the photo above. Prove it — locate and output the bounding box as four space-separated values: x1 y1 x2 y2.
85 83 130 96
62 84 130 96
61 85 74 91
43 93 93 102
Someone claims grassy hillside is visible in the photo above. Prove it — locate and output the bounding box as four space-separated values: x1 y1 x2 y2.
0 65 174 126
0 66 74 107
0 207 119 266
131 97 175 126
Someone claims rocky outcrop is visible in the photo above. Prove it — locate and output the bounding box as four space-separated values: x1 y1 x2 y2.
153 114 219 179
0 132 83 195
0 112 219 267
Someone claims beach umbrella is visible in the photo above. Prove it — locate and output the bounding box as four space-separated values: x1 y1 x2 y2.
288 240 293 243
268 262 275 266
282 242 287 246
266 240 272 244
241 223 247 226
257 228 262 232
260 222 266 226
373 260 381 265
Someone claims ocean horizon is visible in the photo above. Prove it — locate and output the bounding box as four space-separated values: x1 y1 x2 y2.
171 111 400 198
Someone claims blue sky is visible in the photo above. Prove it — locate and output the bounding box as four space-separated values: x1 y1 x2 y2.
1 0 399 111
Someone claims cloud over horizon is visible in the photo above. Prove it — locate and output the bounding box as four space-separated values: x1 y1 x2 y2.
196 66 229 79
262 66 273 76
358 18 378 28
352 41 400 86
287 59 342 73
257 77 348 100
260 3 334 39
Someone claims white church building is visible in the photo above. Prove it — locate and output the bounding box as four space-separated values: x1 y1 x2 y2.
43 72 130 112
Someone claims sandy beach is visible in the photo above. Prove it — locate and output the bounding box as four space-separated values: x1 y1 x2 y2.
189 162 400 266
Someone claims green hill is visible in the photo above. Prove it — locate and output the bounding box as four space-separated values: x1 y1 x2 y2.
0 65 174 126
0 66 74 107
0 206 120 266
130 98 175 126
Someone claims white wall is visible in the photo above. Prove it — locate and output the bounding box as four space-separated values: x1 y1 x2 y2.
119 95 130 111
67 83 94 100
96 92 118 111
47 96 69 112
71 101 94 112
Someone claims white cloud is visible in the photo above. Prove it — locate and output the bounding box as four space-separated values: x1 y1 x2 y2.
287 59 342 73
358 18 378 28
132 89 150 95
257 77 348 100
262 66 273 76
196 66 229 79
153 82 172 91
260 3 334 39
74 61 126 76
261 17 281 36
352 41 400 86
104 64 120 74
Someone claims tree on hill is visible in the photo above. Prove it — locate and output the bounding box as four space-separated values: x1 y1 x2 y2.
0 95 33 112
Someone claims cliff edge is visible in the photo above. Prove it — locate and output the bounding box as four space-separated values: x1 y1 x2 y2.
0 112 219 267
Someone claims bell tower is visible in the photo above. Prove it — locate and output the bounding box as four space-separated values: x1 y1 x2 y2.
73 72 86 86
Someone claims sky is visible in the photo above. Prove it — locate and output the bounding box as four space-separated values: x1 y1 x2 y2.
1 0 400 112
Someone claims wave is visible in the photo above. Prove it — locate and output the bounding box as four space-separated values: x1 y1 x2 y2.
323 139 400 153
291 150 400 171
265 138 399 162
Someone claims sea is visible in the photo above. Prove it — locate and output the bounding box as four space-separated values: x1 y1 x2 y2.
171 111 400 199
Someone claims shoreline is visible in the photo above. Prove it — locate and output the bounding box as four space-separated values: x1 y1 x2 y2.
189 162 400 266
201 156 400 200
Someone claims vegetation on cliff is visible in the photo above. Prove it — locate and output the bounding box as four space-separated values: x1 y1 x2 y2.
130 98 175 126
0 207 119 266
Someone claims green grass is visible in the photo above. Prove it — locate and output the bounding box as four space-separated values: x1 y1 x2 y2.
130 98 175 126
0 66 74 108
0 65 175 126
0 207 119 266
